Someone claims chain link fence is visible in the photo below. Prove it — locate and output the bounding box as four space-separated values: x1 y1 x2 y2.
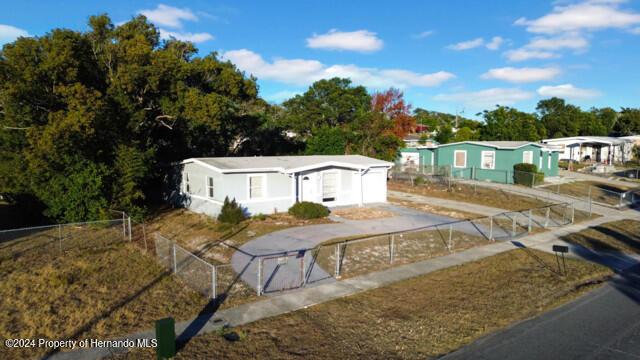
152 233 217 300
391 165 545 188
0 219 127 259
539 182 640 209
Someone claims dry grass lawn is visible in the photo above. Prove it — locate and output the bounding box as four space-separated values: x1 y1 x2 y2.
120 249 612 360
541 181 635 206
389 181 551 211
562 219 640 254
388 197 482 220
331 207 396 220
0 224 208 359
314 228 491 279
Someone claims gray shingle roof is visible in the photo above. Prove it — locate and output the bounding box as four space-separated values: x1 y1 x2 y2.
183 155 393 173
438 141 541 149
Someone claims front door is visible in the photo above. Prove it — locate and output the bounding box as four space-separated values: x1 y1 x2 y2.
301 174 315 202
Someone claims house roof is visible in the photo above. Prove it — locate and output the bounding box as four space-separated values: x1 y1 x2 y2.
182 155 393 174
437 141 543 149
542 136 632 146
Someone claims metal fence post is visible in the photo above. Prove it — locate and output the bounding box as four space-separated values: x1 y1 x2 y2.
127 217 132 242
257 258 263 296
122 212 126 240
544 207 550 228
211 265 217 300
390 234 395 264
489 216 493 241
335 243 341 278
512 214 517 237
448 224 453 252
527 209 532 233
172 244 177 274
619 193 623 208
571 204 575 224
58 224 63 251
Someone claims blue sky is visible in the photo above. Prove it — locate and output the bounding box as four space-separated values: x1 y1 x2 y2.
2 0 640 118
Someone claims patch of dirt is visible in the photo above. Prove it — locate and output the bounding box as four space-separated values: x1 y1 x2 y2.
331 207 396 220
388 197 481 220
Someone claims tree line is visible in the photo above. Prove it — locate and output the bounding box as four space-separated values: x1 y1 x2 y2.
0 15 638 223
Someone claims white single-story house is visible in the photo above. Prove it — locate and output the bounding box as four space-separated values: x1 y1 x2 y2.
175 155 393 217
541 136 634 164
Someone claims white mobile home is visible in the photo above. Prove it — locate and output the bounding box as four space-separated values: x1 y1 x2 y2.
541 136 634 164
176 155 393 217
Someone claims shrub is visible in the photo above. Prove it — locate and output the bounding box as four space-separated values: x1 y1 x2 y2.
252 213 267 221
288 201 329 219
217 197 247 224
414 176 426 186
513 163 544 186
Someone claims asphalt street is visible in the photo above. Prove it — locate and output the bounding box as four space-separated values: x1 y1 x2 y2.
443 264 640 360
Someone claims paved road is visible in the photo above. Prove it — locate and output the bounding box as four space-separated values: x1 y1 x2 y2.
230 204 509 294
443 264 640 360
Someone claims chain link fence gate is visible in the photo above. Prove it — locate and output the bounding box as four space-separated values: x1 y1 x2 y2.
257 251 305 295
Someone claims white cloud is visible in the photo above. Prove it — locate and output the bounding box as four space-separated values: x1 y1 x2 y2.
526 34 589 50
306 29 383 52
486 36 505 50
481 67 561 83
434 88 534 107
159 29 214 43
515 0 640 34
413 30 434 39
139 4 198 28
630 27 640 34
504 48 559 62
537 83 601 99
0 24 29 45
447 36 504 50
447 37 484 50
222 49 455 89
264 90 302 102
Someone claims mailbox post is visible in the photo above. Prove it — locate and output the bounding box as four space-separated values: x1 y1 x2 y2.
552 245 569 275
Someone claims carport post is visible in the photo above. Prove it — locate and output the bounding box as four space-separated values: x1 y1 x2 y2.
448 224 453 252
512 214 517 237
527 210 532 233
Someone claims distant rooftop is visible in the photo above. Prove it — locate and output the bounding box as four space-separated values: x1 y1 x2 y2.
542 136 632 145
182 155 393 173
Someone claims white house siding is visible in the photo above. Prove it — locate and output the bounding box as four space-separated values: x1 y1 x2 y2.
179 161 389 217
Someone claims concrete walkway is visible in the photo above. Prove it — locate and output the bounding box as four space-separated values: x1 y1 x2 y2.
230 204 508 294
50 211 640 360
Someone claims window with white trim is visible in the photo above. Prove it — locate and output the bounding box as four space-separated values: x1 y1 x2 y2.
184 173 190 194
523 151 533 164
454 150 467 168
206 176 214 198
548 154 551 169
322 172 337 202
249 175 264 199
481 151 495 169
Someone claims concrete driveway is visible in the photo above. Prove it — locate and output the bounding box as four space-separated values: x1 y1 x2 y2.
230 204 508 294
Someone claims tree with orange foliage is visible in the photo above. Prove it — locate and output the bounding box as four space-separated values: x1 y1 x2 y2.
371 88 416 138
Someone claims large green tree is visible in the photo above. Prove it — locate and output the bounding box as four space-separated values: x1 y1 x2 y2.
480 106 546 141
0 15 264 221
280 78 371 136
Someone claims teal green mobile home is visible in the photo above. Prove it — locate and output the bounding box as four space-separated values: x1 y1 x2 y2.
399 141 560 183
